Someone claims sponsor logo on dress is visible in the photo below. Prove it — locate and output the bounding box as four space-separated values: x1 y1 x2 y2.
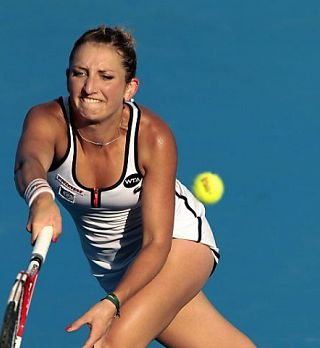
58 186 75 203
56 174 83 195
124 173 142 188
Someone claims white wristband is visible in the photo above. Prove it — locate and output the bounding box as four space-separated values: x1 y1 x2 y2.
24 178 55 207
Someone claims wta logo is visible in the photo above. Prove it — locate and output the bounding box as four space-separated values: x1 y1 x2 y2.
124 173 142 188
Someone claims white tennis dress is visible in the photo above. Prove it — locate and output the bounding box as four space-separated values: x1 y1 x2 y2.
47 97 220 292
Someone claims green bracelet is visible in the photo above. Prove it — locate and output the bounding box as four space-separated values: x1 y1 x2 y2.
101 293 121 318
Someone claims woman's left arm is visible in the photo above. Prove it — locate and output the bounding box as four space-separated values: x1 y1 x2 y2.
66 111 178 347
113 111 178 303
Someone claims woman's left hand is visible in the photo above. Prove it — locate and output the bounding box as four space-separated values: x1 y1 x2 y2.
66 299 117 348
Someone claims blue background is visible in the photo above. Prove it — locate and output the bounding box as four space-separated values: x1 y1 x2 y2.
1 1 319 347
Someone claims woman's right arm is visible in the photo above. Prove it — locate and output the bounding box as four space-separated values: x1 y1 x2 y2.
14 102 63 243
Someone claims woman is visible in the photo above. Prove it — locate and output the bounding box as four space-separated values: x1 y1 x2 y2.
14 25 255 347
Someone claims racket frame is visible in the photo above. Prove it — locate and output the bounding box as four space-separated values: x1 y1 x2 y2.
0 226 53 348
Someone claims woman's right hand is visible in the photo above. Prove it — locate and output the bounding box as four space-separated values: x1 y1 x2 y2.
27 192 62 244
66 299 118 348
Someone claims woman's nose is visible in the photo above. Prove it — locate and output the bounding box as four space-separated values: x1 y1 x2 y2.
83 75 98 94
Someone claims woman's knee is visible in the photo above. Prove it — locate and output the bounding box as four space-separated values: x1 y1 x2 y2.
98 316 149 348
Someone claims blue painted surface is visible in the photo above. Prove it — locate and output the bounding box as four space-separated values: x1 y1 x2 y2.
1 1 319 347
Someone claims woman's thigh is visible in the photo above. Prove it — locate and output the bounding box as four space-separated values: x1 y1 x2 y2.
98 240 214 348
157 291 256 348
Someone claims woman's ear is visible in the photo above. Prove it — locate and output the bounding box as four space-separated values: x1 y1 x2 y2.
124 78 139 101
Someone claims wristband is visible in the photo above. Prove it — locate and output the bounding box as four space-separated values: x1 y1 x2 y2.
101 293 121 318
24 178 55 207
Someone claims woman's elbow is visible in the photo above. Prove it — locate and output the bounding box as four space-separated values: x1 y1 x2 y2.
143 235 172 258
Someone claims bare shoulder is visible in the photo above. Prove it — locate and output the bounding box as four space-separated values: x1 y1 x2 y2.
16 99 68 171
19 99 68 160
25 99 66 130
137 104 177 173
138 104 176 146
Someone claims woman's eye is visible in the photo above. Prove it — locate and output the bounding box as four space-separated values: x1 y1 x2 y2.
72 70 86 77
101 75 114 80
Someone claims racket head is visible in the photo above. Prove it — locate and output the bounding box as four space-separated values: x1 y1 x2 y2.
0 273 26 348
0 301 20 348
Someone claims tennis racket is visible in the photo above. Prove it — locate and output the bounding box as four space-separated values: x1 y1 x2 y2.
0 226 53 348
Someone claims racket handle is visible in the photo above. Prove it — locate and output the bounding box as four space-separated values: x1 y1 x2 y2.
31 226 54 264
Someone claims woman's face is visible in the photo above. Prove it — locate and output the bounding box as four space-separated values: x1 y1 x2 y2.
67 42 135 123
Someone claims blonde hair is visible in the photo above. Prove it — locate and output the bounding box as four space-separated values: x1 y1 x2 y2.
69 25 137 83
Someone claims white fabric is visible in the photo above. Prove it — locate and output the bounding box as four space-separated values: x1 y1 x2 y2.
47 97 220 292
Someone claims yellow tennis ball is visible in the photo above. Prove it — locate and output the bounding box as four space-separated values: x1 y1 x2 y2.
192 172 224 204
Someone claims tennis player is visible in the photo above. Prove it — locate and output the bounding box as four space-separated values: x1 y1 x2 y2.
14 25 255 347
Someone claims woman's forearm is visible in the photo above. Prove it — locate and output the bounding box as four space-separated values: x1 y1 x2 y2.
113 240 171 305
